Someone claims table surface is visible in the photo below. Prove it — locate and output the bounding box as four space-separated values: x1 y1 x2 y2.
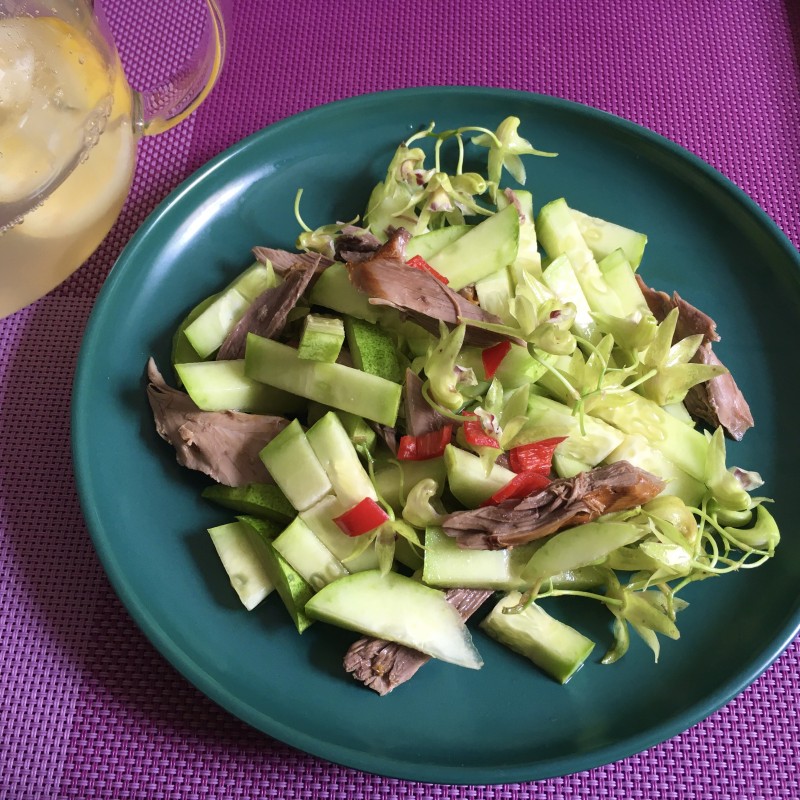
2 1 799 798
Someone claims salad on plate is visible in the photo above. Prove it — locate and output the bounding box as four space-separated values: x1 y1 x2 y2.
145 117 779 695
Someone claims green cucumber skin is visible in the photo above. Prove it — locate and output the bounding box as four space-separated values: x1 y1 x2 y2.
481 591 595 684
245 334 402 427
201 483 295 523
297 315 345 364
343 317 404 384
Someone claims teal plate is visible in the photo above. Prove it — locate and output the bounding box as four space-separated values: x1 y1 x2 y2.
72 88 800 785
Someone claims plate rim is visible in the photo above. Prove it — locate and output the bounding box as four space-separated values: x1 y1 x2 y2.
71 86 800 785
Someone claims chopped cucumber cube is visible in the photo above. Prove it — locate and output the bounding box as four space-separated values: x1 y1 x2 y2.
298 314 345 363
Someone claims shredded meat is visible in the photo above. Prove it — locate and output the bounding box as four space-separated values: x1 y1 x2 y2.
441 461 665 549
145 359 288 487
216 263 317 360
636 275 753 440
347 229 520 348
343 588 493 695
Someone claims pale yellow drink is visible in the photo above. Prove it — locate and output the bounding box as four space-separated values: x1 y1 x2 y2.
0 15 136 317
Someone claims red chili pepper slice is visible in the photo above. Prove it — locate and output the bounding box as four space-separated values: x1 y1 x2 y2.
333 497 390 537
508 437 567 475
481 340 511 380
461 418 500 450
481 470 551 507
397 425 453 461
406 254 450 284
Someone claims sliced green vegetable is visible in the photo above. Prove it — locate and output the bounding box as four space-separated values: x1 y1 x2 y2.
246 334 402 427
480 592 594 684
202 483 295 523
297 314 345 363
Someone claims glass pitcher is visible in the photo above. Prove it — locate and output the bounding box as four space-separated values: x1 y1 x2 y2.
0 0 226 318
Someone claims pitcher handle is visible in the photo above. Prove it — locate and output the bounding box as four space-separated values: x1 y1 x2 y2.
122 0 227 136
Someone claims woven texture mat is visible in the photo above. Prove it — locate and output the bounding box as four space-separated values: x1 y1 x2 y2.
1 0 799 797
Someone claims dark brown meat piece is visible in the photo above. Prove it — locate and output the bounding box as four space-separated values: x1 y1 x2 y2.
216 263 316 360
343 588 493 695
347 229 520 348
441 461 665 549
145 359 288 487
252 246 333 276
635 275 753 440
334 225 382 263
403 368 453 437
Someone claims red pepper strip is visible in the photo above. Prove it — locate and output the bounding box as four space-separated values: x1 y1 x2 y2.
397 425 453 461
406 254 450 284
508 437 567 475
481 470 551 507
461 419 500 450
481 340 512 380
333 497 390 537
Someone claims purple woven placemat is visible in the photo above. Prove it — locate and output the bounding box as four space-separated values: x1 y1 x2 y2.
1 1 798 798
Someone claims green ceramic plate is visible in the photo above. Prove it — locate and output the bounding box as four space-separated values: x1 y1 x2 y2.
72 88 800 784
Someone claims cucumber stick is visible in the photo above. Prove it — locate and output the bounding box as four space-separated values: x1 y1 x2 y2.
272 516 348 590
481 592 594 684
306 411 377 507
259 419 332 511
175 359 305 414
308 262 379 322
185 262 278 358
207 521 275 610
245 334 402 427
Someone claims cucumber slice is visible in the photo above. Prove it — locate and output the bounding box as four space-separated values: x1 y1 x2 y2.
305 570 484 669
427 204 519 291
588 392 708 482
444 444 516 508
259 419 333 511
521 520 648 584
537 198 623 317
175 359 305 414
405 224 472 261
605 434 706 506
308 262 379 322
207 521 275 610
423 527 540 590
597 249 649 316
480 592 595 684
299 495 380 572
372 457 447 514
184 262 278 358
570 208 647 269
542 254 594 338
245 335 402 427
272 516 349 590
306 411 377 507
